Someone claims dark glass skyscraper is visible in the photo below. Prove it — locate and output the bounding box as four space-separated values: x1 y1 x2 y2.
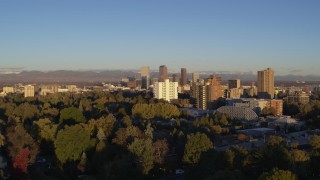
159 65 168 82
180 68 187 86
140 66 150 89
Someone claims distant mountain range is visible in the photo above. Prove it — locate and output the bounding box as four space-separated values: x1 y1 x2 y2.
0 70 319 84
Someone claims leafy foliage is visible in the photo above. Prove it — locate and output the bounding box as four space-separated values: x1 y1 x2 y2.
132 103 180 120
34 118 57 141
59 107 86 124
54 124 92 165
258 168 297 180
6 124 39 163
309 135 320 149
13 102 39 122
0 133 5 147
266 135 285 147
13 148 30 177
183 132 213 165
153 139 169 165
128 138 154 175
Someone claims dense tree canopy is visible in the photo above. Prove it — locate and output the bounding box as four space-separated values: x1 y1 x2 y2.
59 107 86 124
54 124 92 165
5 124 39 163
258 168 297 180
132 103 180 120
1 90 320 179
34 118 57 141
183 132 213 165
128 138 154 175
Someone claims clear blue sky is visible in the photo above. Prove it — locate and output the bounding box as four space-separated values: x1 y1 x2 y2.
0 0 319 75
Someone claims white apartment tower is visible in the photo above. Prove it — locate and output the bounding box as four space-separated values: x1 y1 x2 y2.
153 79 178 101
24 85 35 97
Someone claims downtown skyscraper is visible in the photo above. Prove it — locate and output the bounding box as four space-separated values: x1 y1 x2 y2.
140 66 150 89
159 65 168 82
192 72 199 82
180 68 187 86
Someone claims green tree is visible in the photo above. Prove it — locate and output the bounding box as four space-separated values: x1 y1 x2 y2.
0 133 5 147
153 139 169 165
128 138 154 175
13 102 39 122
6 125 39 163
310 135 320 149
154 103 180 119
54 125 92 165
112 126 142 146
290 149 310 163
144 123 153 139
121 115 132 127
95 114 116 138
224 149 235 169
132 104 155 120
258 168 297 180
97 128 106 142
219 114 229 126
290 149 310 176
41 107 59 118
266 135 285 147
59 107 86 124
77 152 87 173
34 118 57 141
183 132 214 165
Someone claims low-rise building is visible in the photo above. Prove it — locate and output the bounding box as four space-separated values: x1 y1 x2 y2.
217 106 258 121
284 92 310 105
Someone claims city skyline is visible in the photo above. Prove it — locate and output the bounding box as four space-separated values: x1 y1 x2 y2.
1 1 320 75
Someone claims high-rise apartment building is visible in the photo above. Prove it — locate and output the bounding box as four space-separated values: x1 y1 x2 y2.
207 75 223 101
197 85 208 110
258 68 274 99
159 65 168 82
192 75 224 110
141 66 150 89
153 79 178 101
229 79 241 89
192 72 199 82
24 85 35 97
180 68 187 86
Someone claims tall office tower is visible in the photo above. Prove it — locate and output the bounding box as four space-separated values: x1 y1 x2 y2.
192 72 199 82
172 74 179 82
257 68 274 99
24 85 35 97
180 68 187 86
141 66 150 89
159 65 168 82
153 79 178 101
207 75 223 101
228 79 241 89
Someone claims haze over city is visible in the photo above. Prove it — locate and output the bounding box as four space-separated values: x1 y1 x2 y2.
1 0 320 75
